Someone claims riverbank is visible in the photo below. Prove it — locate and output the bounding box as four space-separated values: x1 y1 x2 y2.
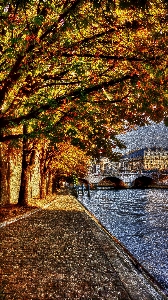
0 189 167 299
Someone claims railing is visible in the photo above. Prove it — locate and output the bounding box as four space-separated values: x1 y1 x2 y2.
75 184 91 197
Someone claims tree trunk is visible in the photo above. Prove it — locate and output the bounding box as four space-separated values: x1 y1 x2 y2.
39 147 48 199
52 174 60 192
52 176 57 193
47 171 53 195
18 125 29 206
0 142 10 206
40 174 46 199
7 157 11 202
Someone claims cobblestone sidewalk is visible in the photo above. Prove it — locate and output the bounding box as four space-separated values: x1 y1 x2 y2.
0 191 166 299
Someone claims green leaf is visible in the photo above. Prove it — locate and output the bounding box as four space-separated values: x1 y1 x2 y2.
33 15 44 26
164 117 168 127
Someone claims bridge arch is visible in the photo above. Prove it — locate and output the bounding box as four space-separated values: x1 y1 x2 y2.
98 176 127 188
131 175 155 188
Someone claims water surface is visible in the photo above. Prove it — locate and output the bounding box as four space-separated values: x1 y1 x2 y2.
78 189 168 293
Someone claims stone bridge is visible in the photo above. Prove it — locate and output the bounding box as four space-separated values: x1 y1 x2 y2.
84 171 167 188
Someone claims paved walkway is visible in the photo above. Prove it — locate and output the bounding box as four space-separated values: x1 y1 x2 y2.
0 191 167 299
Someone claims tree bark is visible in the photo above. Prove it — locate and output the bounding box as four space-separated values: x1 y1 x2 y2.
0 156 9 206
46 171 53 195
52 174 60 192
0 140 10 206
40 147 47 199
40 173 47 199
18 125 29 206
6 157 11 202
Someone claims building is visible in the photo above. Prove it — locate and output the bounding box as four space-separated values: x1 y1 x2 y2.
90 157 120 175
120 147 168 173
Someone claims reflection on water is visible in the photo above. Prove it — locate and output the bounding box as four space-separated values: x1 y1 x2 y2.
78 189 168 293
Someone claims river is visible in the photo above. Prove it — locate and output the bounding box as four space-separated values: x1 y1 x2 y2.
78 188 168 294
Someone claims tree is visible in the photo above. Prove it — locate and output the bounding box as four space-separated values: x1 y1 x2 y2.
38 140 55 199
0 140 11 205
51 141 90 178
0 0 167 143
18 125 37 206
38 140 90 197
0 0 168 205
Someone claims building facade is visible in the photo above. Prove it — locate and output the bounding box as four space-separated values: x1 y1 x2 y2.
120 147 168 173
90 148 168 176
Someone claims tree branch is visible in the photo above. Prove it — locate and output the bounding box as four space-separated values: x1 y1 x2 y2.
0 73 137 130
61 52 160 62
39 0 82 40
0 55 24 108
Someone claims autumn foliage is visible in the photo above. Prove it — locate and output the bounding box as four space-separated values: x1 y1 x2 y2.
0 0 168 205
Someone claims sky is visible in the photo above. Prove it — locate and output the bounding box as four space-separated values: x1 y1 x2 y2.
117 122 168 154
